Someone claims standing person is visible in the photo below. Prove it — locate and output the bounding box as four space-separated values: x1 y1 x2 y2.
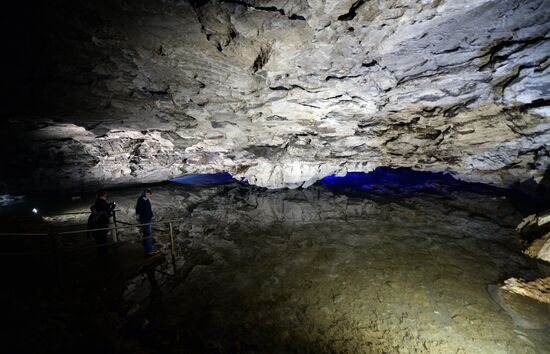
136 189 159 255
87 205 99 240
92 189 115 259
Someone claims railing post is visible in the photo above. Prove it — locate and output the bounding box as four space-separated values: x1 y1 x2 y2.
169 222 177 275
49 230 63 289
112 210 119 243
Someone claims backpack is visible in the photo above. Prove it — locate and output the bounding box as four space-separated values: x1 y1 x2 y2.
88 207 109 229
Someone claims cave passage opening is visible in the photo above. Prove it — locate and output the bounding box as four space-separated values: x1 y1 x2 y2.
170 172 237 185
320 167 501 195
168 167 549 215
2 167 547 217
318 167 549 215
170 168 498 192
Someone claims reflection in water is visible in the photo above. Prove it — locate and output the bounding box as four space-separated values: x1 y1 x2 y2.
170 172 236 185
122 184 550 353
6 181 549 353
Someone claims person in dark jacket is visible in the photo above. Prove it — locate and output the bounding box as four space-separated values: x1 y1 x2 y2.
92 189 115 259
87 205 99 240
136 188 159 255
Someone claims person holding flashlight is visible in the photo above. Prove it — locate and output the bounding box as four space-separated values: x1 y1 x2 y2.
91 189 116 260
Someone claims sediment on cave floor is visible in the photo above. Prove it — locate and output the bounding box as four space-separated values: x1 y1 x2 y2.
2 181 550 353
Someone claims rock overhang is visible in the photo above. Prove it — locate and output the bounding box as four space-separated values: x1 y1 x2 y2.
1 0 549 194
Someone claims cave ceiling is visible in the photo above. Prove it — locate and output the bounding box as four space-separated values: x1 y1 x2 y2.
2 0 550 193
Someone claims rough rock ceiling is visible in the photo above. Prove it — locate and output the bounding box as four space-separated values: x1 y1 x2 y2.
2 0 550 193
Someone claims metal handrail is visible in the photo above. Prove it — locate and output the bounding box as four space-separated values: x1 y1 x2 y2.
0 232 49 236
0 219 186 237
0 190 228 287
0 209 191 288
0 250 52 256
43 209 123 216
58 219 186 235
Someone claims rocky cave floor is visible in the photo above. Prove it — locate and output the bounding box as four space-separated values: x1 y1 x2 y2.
2 182 550 353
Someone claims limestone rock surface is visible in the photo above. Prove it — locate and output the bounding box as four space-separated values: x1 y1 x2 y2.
517 210 550 262
501 277 550 306
2 0 550 192
500 210 550 310
490 282 550 329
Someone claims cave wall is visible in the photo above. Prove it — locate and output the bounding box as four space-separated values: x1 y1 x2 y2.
1 0 549 193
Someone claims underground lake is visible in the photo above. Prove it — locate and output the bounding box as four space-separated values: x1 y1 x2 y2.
2 169 550 353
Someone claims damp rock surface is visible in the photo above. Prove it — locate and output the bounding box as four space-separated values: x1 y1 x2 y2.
142 184 550 353
5 183 550 353
500 277 550 306
2 0 550 193
37 183 545 354
517 210 550 263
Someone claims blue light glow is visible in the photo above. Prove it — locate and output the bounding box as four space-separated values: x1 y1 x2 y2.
319 167 494 195
170 172 236 185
